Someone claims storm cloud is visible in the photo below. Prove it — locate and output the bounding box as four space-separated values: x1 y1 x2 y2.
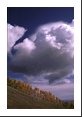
8 21 74 83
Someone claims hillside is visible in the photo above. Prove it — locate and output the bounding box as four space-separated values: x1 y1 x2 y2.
7 78 74 109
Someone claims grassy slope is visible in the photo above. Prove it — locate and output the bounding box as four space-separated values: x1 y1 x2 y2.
7 79 74 109
7 86 63 109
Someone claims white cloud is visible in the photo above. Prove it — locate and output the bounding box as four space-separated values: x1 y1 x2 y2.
7 24 26 53
14 38 36 54
8 21 74 84
30 21 74 57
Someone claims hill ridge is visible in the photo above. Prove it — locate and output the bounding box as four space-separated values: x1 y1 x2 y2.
7 78 74 109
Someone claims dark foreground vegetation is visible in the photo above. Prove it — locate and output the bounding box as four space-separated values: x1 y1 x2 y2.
7 78 74 109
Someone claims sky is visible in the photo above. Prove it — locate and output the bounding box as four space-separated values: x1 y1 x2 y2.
7 7 74 100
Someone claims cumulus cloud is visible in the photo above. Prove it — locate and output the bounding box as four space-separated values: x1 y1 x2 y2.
13 38 36 57
8 21 74 83
7 24 26 53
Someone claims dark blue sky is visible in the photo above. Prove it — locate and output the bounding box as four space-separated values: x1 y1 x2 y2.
7 7 74 43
